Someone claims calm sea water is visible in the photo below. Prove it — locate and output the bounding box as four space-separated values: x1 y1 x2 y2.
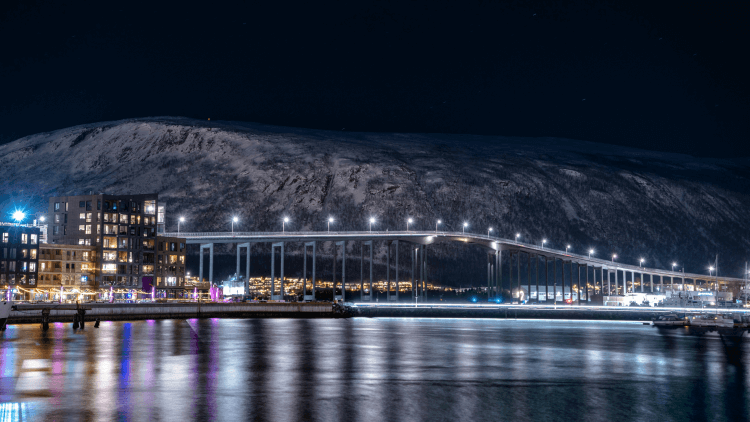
0 318 748 422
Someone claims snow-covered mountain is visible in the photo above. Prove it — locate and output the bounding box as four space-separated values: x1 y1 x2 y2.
1 117 748 282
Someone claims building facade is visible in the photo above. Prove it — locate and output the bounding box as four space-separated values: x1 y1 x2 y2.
0 224 40 295
47 193 169 289
154 237 187 298
38 243 97 290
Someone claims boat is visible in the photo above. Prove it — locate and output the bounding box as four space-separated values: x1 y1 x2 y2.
653 314 687 326
687 314 735 328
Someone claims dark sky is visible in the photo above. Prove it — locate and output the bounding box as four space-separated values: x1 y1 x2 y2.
1 0 748 157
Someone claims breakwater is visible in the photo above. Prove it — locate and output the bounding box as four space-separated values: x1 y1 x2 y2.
354 305 733 321
8 302 336 324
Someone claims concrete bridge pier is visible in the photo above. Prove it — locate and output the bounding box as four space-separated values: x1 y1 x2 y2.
553 258 557 304
420 245 426 301
394 240 399 301
303 241 316 301
236 242 251 295
361 241 373 301
271 242 285 300
333 241 346 301
199 243 214 286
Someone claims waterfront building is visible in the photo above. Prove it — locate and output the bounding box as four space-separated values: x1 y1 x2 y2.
154 236 187 298
0 224 40 298
37 243 97 298
46 193 183 292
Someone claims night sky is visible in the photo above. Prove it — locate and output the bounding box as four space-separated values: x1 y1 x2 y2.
1 1 748 158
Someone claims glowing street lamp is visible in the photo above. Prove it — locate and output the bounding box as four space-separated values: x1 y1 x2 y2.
407 218 413 232
178 216 185 233
328 217 334 233
39 216 46 223
369 217 375 232
231 216 238 233
639 258 645 268
566 244 571 253
488 227 493 237
462 222 468 234
282 217 290 232
672 262 677 272
542 239 547 249
589 249 594 258
612 254 617 263
516 233 521 243
708 266 714 277
436 219 441 233
12 210 25 224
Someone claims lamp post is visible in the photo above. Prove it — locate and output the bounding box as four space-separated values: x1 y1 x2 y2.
328 217 334 233
589 249 594 258
283 217 289 232
369 218 375 232
542 239 547 249
462 222 468 234
639 258 644 268
566 244 570 253
488 227 493 237
436 219 441 233
178 216 185 233
407 218 413 232
672 262 677 272
612 254 617 263
231 216 238 233
516 233 521 243
12 210 25 225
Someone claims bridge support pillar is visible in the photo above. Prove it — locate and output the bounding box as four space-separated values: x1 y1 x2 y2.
386 241 391 301
361 241 373 301
271 242 285 300
553 258 557 304
535 255 540 303
334 241 346 302
236 243 251 296
304 242 316 301
421 245 426 301
199 243 214 287
394 241 399 301
544 257 548 303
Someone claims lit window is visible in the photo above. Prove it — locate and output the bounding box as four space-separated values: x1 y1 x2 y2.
1 233 7 243
79 225 86 233
29 262 36 272
30 234 37 244
80 213 86 220
21 234 28 244
85 225 92 234
79 239 86 245
30 249 37 259
86 213 92 222
102 264 117 273
21 249 28 258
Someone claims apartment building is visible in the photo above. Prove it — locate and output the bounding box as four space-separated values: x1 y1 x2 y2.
154 236 187 298
0 224 40 291
38 244 97 289
47 193 172 289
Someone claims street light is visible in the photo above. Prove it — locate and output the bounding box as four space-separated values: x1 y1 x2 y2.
639 258 645 268
39 216 45 223
407 218 413 232
612 254 617 262
436 219 441 233
709 266 714 277
369 217 375 232
488 227 493 237
589 249 594 258
542 239 547 249
12 210 25 224
516 233 521 243
231 216 238 233
566 244 570 253
672 262 677 272
178 216 185 233
283 217 290 232
328 217 334 233
462 222 468 234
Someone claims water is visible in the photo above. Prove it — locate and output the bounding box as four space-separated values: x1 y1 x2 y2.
0 318 748 422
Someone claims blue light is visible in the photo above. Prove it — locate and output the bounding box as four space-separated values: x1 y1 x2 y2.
11 210 25 223
470 297 477 303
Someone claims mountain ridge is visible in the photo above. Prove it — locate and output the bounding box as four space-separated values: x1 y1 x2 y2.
1 117 748 282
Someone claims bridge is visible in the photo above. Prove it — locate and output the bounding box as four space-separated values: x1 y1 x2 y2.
165 231 746 303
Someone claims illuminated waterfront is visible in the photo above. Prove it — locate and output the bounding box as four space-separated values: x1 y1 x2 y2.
0 318 748 421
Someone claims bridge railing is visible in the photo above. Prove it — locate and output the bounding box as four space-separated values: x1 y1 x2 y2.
162 230 742 282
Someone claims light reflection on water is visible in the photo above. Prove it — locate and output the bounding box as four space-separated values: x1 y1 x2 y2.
0 319 748 421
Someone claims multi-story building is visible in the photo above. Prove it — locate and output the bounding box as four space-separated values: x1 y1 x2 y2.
154 236 187 298
47 193 171 289
0 224 40 297
38 244 97 290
